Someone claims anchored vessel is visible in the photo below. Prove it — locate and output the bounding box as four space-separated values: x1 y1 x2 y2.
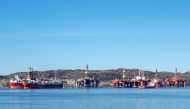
9 67 63 89
165 68 186 87
111 68 186 89
112 69 186 88
112 69 161 89
75 65 99 88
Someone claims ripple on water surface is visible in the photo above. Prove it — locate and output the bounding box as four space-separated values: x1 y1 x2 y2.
0 88 190 109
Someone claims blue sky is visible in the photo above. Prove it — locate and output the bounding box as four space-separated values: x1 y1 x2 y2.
0 0 190 74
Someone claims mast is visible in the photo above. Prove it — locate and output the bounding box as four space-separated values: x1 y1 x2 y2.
138 69 141 77
156 68 158 73
155 68 158 78
54 71 57 81
122 69 126 80
84 64 89 79
138 69 143 77
28 66 34 80
37 71 40 80
175 67 178 76
85 64 89 74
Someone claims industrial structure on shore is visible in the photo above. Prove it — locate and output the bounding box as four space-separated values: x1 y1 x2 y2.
7 66 186 89
165 68 186 87
75 65 99 88
9 65 99 89
9 67 63 89
112 68 186 89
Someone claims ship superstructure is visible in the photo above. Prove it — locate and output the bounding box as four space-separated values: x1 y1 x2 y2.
75 65 99 88
112 69 161 88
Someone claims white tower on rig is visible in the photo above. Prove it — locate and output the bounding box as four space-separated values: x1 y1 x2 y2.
122 69 126 80
85 64 89 74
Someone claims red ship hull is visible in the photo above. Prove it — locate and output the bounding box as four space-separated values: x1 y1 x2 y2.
9 82 24 89
9 82 63 89
9 82 35 89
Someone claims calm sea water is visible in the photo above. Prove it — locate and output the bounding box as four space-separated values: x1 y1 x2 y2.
0 88 190 109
